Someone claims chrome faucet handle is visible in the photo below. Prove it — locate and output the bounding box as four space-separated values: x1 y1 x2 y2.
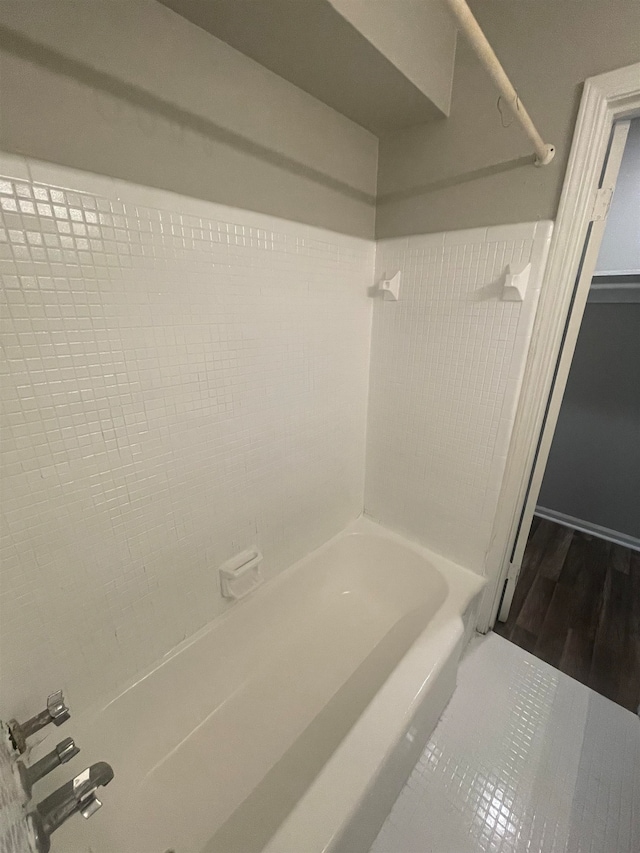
8 690 71 753
47 691 70 726
19 737 80 795
55 737 79 763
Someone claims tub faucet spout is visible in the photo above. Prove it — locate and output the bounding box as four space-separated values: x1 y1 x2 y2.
29 762 114 853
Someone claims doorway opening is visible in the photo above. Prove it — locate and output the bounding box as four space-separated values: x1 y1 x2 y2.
494 116 640 713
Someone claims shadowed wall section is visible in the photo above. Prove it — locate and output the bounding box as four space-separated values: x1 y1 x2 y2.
0 0 378 238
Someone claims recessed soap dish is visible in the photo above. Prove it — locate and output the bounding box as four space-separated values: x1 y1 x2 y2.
219 549 263 600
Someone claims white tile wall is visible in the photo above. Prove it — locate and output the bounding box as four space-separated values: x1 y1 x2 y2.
370 632 640 853
364 222 553 573
0 148 557 724
0 154 374 717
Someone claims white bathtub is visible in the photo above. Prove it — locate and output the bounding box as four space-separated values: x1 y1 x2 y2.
33 518 484 853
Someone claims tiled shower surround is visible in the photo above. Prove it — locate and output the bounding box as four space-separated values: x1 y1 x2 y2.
366 223 552 571
1 153 552 717
0 155 374 715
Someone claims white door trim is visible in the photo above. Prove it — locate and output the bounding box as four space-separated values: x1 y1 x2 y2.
476 62 640 632
497 118 630 621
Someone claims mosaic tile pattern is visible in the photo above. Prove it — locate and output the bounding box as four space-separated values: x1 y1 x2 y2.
0 155 374 717
0 724 34 853
370 632 640 853
365 223 553 573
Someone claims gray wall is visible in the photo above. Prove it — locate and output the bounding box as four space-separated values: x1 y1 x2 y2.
0 0 378 238
158 0 454 133
376 0 640 238
4 0 636 243
328 0 456 116
538 303 640 540
596 118 640 275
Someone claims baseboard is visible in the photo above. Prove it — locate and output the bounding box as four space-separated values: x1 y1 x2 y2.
535 506 640 552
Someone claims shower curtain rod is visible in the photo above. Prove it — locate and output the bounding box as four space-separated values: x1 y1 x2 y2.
445 0 555 166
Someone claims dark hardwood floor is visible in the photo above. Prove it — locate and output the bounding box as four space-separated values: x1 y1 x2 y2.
494 517 640 713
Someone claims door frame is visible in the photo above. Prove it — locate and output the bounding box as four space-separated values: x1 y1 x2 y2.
477 62 640 632
496 117 631 621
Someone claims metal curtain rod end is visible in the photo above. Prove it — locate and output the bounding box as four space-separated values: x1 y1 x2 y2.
535 144 556 166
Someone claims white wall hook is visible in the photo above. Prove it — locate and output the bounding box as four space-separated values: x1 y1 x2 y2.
380 271 401 301
502 261 531 302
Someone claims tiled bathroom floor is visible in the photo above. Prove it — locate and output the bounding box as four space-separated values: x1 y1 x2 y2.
370 632 640 853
